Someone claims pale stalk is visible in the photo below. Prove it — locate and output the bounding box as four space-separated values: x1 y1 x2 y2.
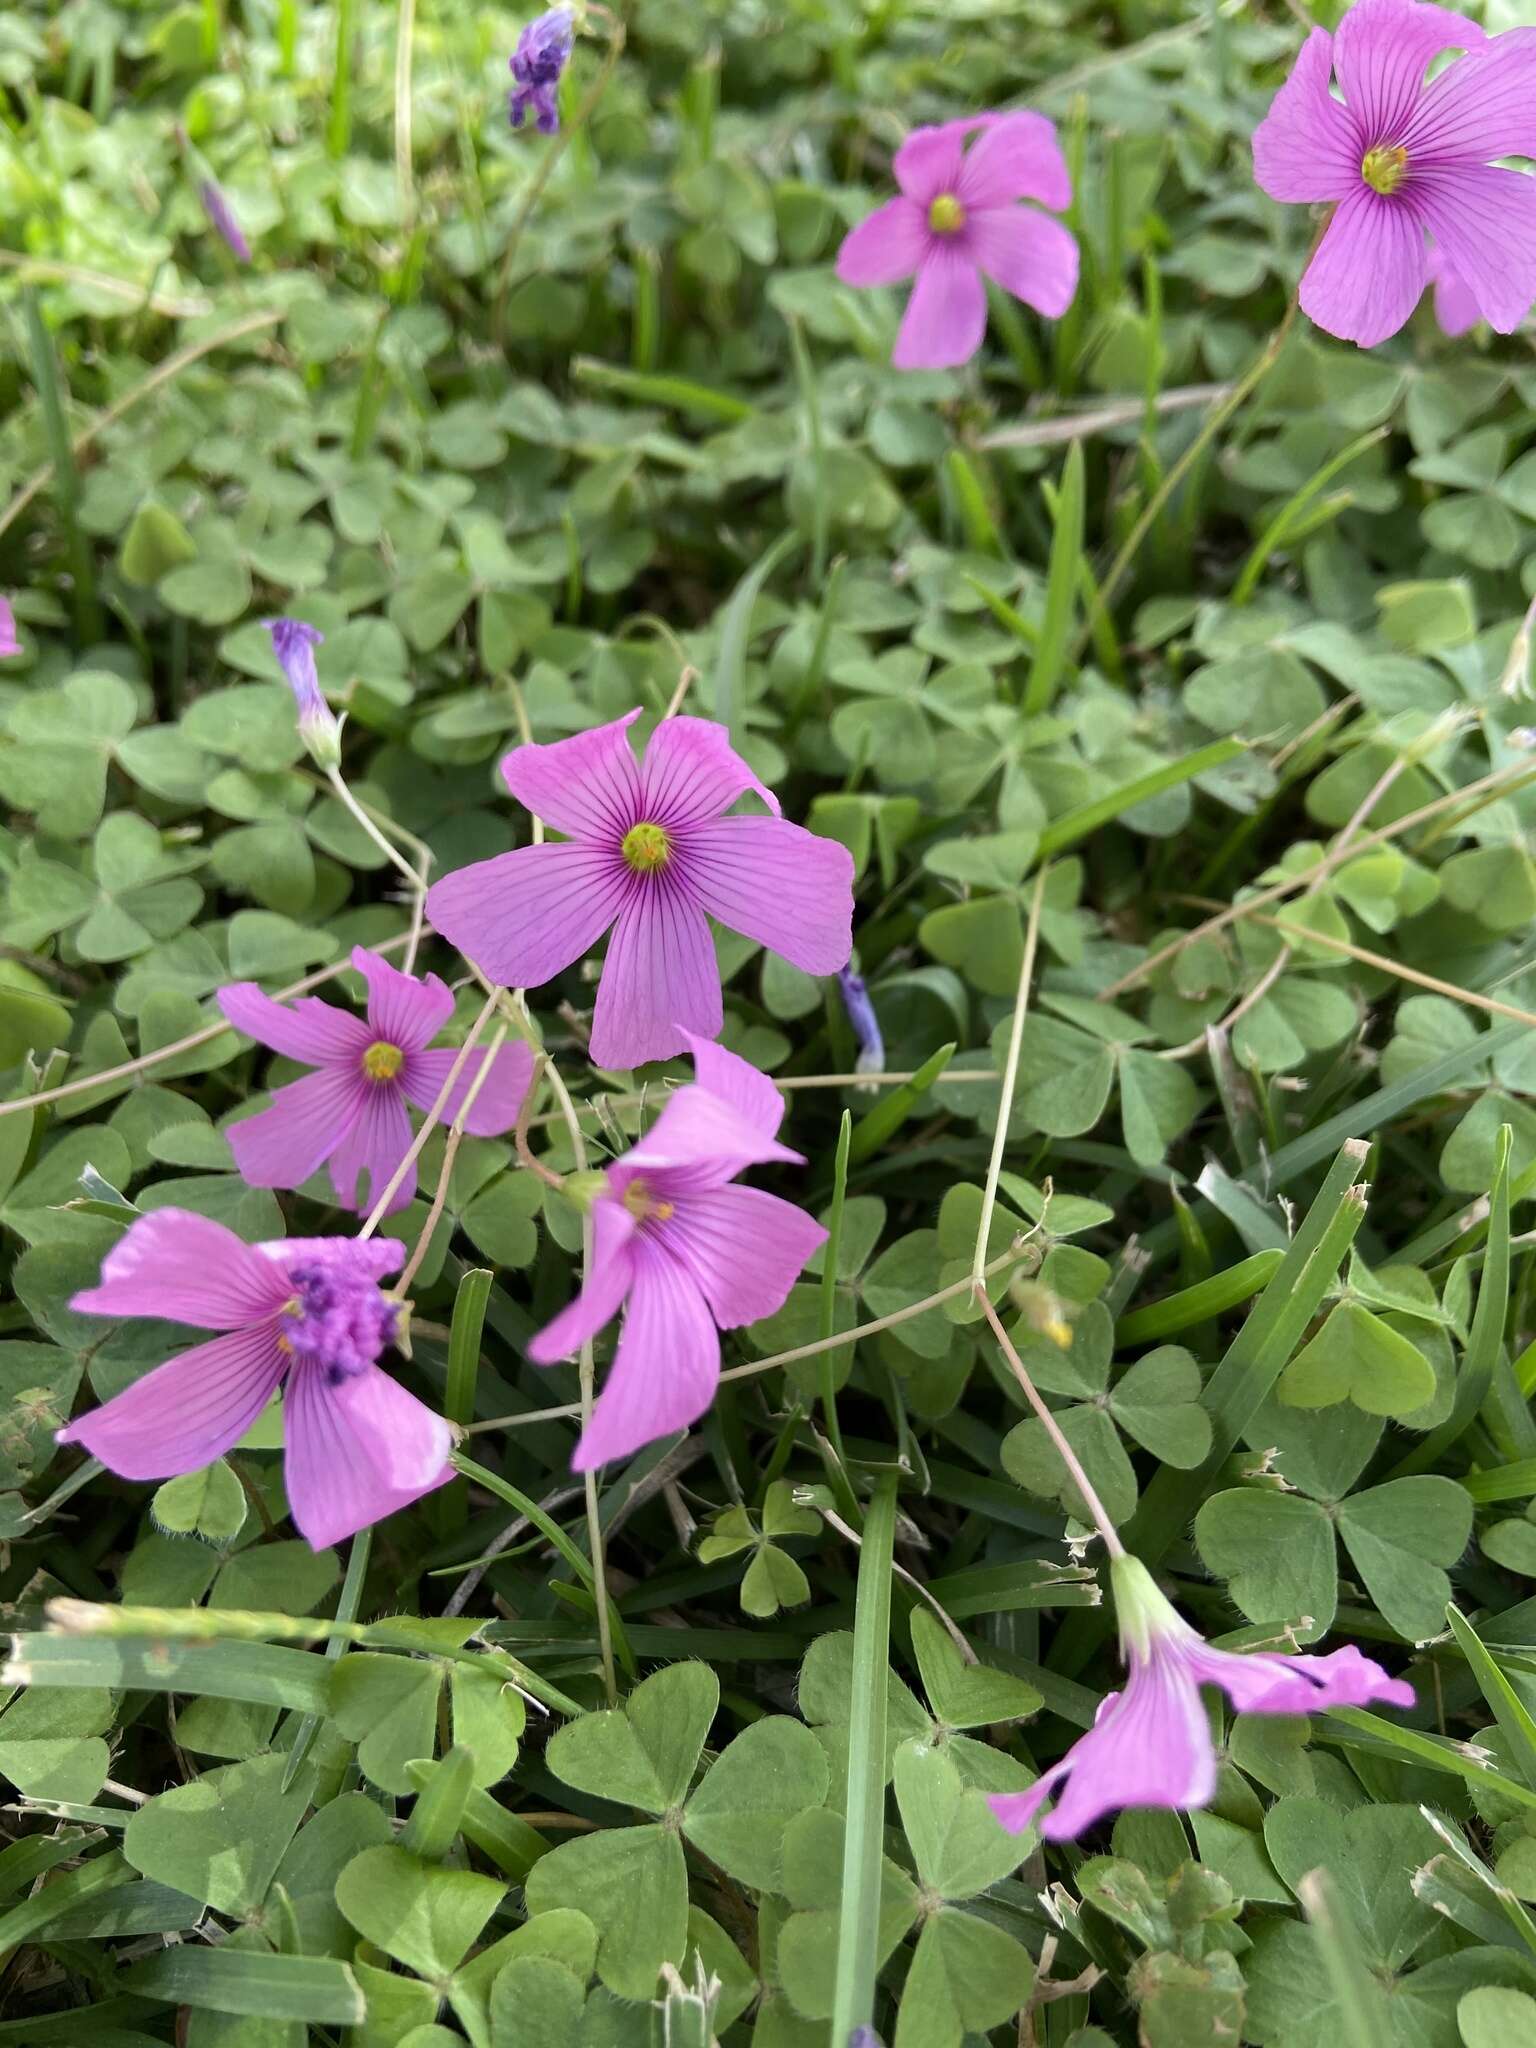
466 1237 1040 1433
392 1026 509 1299
358 989 502 1237
394 0 417 221
972 868 1048 1294
980 1294 1125 1557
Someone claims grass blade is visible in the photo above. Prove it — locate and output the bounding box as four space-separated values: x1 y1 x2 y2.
829 1471 898 2045
1037 737 1244 858
1024 440 1084 715
1447 1604 1536 1794
1296 1869 1391 2048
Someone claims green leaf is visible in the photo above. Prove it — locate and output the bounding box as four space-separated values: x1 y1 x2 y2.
1335 1477 1473 1642
1110 1347 1212 1467
892 1740 1024 1900
151 1458 248 1543
893 1907 1034 2048
918 895 1023 998
1279 1300 1437 1417
334 1843 507 1978
1460 1987 1536 2048
0 1684 112 1803
1194 1489 1337 1641
328 1653 443 1793
683 1716 828 1890
124 1751 310 1916
488 1957 585 2048
522 1825 687 2001
545 1662 718 1815
908 1609 1042 1730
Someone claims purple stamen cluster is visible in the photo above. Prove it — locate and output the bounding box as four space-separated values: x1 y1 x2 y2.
283 1262 398 1385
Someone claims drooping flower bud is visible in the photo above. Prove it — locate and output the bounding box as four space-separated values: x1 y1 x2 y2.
509 7 575 134
264 617 342 770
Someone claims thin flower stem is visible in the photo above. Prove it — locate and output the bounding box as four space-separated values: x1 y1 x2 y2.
980 1294 1124 1557
972 868 1048 1294
358 989 503 1238
492 8 627 344
1238 908 1536 1031
393 1026 509 1300
325 766 426 894
0 932 418 1118
515 1053 566 1189
466 1238 1040 1433
662 665 698 719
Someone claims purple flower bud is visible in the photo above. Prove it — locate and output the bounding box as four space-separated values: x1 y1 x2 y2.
837 967 884 1079
264 617 342 769
509 7 574 134
199 179 251 263
0 597 19 659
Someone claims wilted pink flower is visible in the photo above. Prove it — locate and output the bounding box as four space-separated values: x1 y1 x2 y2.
836 112 1078 370
264 618 341 769
1252 0 1536 346
0 598 18 659
219 946 534 1214
1428 242 1480 336
989 1554 1415 1840
529 1034 825 1470
510 6 574 133
58 1210 452 1549
425 712 854 1071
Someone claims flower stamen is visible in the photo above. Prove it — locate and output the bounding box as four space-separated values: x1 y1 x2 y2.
622 1177 676 1225
928 193 966 235
621 822 672 873
1360 144 1408 196
362 1040 404 1081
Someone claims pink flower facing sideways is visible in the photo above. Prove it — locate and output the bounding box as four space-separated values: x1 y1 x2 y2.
57 1210 452 1549
989 1555 1415 1840
425 712 854 1070
1253 0 1536 346
219 946 535 1214
529 1034 826 1470
836 112 1079 370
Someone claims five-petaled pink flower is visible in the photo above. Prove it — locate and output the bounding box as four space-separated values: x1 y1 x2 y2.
425 713 854 1071
989 1554 1415 1841
529 1034 826 1470
1253 0 1536 346
219 946 534 1214
836 111 1079 370
57 1211 452 1549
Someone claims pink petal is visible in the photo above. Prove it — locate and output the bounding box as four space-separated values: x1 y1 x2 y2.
268 1235 404 1289
1429 246 1481 334
965 208 1080 320
426 842 627 991
658 1184 826 1328
281 1358 453 1550
1300 185 1428 345
679 1028 787 1142
1188 1641 1415 1714
957 112 1072 212
401 1041 536 1136
1039 1657 1215 1840
1409 163 1536 333
589 887 721 1069
498 709 644 839
57 1325 286 1479
1334 0 1483 141
70 1208 293 1329
837 198 929 288
218 982 371 1067
893 246 988 370
526 1201 639 1363
988 1764 1066 1839
892 123 965 206
683 815 854 976
1400 28 1536 163
0 597 18 659
226 1067 366 1192
639 717 781 828
327 1083 416 1213
625 1083 803 1191
1252 27 1364 202
571 1244 720 1470
351 947 454 1052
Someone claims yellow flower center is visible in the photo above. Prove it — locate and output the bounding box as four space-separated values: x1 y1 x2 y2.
362 1040 404 1082
621 1176 675 1225
621 821 672 873
928 193 966 234
1360 144 1408 196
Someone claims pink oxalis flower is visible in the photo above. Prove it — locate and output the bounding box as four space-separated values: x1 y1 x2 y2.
425 712 854 1071
1252 0 1536 346
528 1033 826 1470
57 1210 452 1549
836 112 1079 370
219 946 534 1214
1427 243 1480 336
0 598 18 658
989 1555 1415 1840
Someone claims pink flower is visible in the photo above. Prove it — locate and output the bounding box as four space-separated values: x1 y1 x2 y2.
57 1210 452 1549
1428 241 1481 336
989 1555 1416 1841
835 112 1078 371
1252 0 1536 346
425 713 854 1071
529 1034 825 1470
219 946 534 1214
0 598 18 658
